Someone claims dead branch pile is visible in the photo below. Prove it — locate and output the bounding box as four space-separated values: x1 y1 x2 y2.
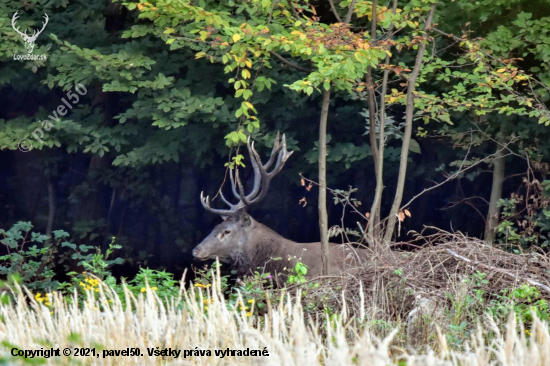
301 231 550 322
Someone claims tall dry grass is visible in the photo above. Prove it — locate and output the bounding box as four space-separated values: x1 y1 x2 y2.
1 271 549 366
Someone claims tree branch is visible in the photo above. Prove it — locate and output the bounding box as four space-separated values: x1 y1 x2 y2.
286 0 300 19
327 0 343 23
446 249 550 294
269 51 313 73
344 0 358 24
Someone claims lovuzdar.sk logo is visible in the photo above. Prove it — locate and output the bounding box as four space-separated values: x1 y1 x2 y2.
11 11 49 61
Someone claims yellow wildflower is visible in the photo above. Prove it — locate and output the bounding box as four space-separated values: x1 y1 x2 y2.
246 312 252 317
140 287 146 293
247 299 254 303
151 287 158 291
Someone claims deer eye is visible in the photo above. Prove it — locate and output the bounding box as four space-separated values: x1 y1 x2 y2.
224 230 231 235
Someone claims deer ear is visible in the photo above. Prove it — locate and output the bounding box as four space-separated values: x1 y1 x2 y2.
239 212 252 227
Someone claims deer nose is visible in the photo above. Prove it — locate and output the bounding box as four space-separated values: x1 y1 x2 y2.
192 247 204 259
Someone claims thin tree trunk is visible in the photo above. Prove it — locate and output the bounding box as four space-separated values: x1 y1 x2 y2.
318 1 356 273
319 88 331 275
485 132 506 243
368 0 397 245
366 0 379 183
46 176 56 238
384 4 436 244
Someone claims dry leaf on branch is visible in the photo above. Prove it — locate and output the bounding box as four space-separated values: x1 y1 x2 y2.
398 211 406 222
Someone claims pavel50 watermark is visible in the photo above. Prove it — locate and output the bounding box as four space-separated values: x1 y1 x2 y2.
18 83 87 152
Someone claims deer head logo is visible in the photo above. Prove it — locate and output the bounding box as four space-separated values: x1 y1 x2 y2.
11 11 49 54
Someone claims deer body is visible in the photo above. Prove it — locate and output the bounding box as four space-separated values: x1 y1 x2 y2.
193 133 368 282
193 216 366 283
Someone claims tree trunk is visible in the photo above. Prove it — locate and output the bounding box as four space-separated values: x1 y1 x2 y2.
368 0 397 246
366 0 379 185
485 133 506 243
384 4 436 244
319 88 331 275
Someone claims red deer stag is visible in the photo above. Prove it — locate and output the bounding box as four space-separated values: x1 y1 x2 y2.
193 133 367 283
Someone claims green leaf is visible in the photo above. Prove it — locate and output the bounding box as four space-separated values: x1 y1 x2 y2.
409 139 421 154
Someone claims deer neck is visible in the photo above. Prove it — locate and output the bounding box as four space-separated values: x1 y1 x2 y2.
233 218 291 277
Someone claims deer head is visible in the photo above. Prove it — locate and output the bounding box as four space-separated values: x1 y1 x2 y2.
12 11 49 54
193 133 293 262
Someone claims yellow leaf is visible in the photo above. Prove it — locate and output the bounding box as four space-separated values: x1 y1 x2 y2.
195 52 206 59
245 101 254 109
242 69 251 79
137 3 144 10
232 34 241 43
496 68 506 73
245 60 252 68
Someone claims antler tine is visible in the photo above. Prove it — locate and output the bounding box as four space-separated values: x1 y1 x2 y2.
235 168 253 206
219 190 233 208
244 137 263 200
38 13 48 33
228 167 242 201
268 134 294 178
200 191 241 217
262 132 282 170
11 11 26 37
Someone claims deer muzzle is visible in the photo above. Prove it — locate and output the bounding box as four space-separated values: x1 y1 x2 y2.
192 247 208 260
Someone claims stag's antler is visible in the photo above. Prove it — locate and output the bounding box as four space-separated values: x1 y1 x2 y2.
30 13 49 41
200 132 293 217
11 11 28 39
